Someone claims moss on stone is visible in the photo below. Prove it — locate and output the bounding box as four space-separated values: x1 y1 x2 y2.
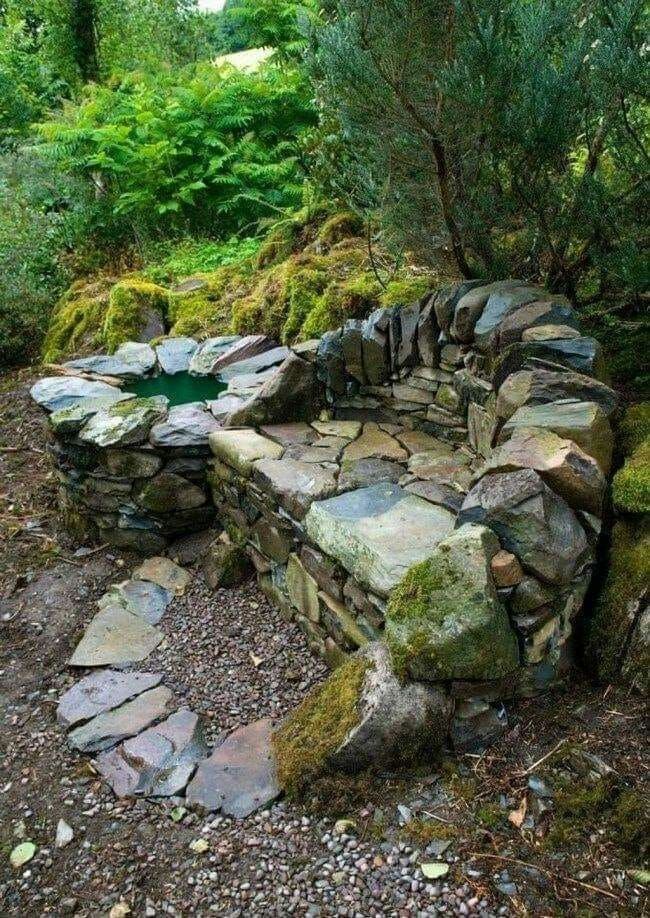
618 402 650 456
379 276 435 308
612 435 650 513
167 262 252 338
272 655 371 796
42 277 115 363
586 516 650 683
401 818 458 845
316 211 364 247
103 279 167 353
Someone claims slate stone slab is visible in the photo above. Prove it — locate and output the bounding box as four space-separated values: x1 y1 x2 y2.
99 579 172 625
342 423 407 463
404 480 465 513
155 337 198 374
260 423 316 447
305 483 456 597
208 394 246 421
186 718 280 818
224 354 321 428
416 294 439 367
79 396 168 448
317 330 347 396
50 394 134 435
30 377 124 413
66 342 157 379
209 429 284 476
218 346 291 382
209 335 277 374
459 469 591 586
57 671 163 729
341 319 367 384
361 309 390 386
94 708 208 797
132 556 191 595
311 420 362 440
493 337 606 388
149 403 222 447
189 337 241 375
473 286 542 350
338 458 403 492
252 458 338 520
69 603 163 668
67 685 173 753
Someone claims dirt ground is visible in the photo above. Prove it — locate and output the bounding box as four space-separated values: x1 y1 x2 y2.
1 368 648 917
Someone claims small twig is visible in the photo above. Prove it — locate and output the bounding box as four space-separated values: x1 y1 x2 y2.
468 852 621 902
421 810 453 824
517 739 566 777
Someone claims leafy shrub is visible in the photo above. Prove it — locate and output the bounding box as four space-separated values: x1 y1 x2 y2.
36 61 317 239
142 236 261 285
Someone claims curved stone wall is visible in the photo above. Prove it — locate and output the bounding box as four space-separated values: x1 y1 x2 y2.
32 279 618 751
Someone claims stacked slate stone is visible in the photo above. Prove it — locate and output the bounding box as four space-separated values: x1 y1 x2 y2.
31 335 291 552
207 280 618 750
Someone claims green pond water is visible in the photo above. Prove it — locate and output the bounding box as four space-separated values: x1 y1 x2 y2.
128 372 227 407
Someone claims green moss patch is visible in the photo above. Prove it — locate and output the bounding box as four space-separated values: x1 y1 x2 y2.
103 279 167 353
272 655 371 796
618 402 650 456
587 516 650 684
42 277 115 363
612 435 650 514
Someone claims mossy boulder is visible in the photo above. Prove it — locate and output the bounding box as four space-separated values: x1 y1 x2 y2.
612 436 650 513
272 642 450 796
617 401 650 456
386 524 520 682
103 280 167 353
42 277 116 364
167 263 252 338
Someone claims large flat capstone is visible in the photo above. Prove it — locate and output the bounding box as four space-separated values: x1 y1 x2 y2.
57 670 163 729
30 377 124 413
155 338 198 375
149 402 222 447
186 718 280 818
69 603 163 668
67 685 174 753
209 429 284 476
79 396 168 447
65 342 157 378
305 484 456 597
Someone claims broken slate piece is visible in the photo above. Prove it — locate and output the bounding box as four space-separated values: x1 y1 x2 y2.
57 670 163 729
67 686 173 753
132 556 191 596
94 708 208 797
186 718 280 818
69 603 163 668
99 579 172 625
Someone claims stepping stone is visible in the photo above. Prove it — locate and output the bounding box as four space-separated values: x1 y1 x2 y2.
342 423 408 463
284 445 341 465
69 604 164 668
57 671 163 728
260 423 316 447
407 453 473 490
67 686 174 753
99 580 172 625
94 708 209 797
209 429 284 477
49 394 134 435
149 403 222 447
132 557 191 596
395 429 454 457
188 337 241 375
186 718 280 818
155 338 198 375
79 396 168 448
338 458 403 492
305 483 456 597
30 377 123 413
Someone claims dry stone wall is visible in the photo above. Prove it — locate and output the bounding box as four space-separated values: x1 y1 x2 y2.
32 278 619 754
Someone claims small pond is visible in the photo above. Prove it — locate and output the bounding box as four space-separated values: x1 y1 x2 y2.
128 372 227 407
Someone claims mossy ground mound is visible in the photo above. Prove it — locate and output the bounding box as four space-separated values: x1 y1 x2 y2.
612 436 650 513
43 209 436 361
272 655 370 796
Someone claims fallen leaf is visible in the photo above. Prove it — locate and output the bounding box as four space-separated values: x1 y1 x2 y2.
508 796 527 828
189 838 209 854
421 862 449 879
10 842 36 868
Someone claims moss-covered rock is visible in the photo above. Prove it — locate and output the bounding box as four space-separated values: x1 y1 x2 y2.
103 279 167 353
617 401 650 456
587 516 650 691
202 540 252 590
612 436 650 513
386 524 520 682
42 277 116 363
167 262 252 338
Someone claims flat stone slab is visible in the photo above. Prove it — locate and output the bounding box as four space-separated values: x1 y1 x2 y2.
305 483 456 596
49 394 134 434
252 458 338 520
209 335 277 374
343 423 408 463
94 708 208 797
132 557 191 596
338 458 403 492
99 580 172 624
217 346 291 382
66 342 157 378
79 396 168 447
69 603 164 668
155 338 198 374
67 686 173 753
209 429 284 476
208 394 246 421
311 420 362 440
149 403 222 447
395 429 454 457
57 671 163 729
189 337 241 375
186 718 280 818
30 377 124 413
260 423 316 447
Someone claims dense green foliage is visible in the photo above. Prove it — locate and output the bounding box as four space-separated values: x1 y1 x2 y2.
311 0 649 306
213 0 317 56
